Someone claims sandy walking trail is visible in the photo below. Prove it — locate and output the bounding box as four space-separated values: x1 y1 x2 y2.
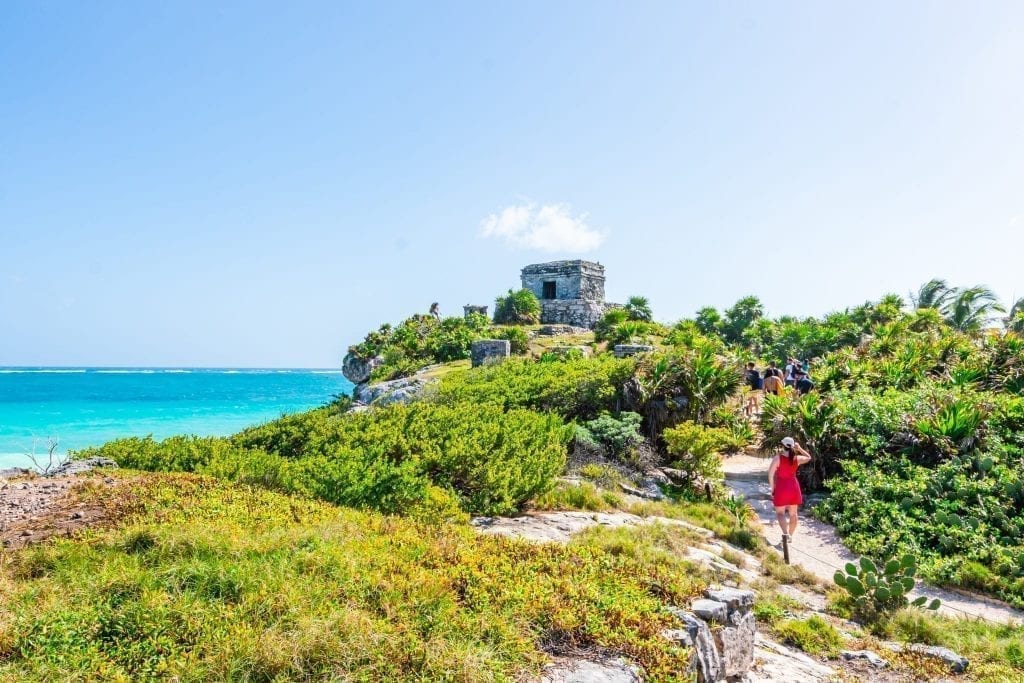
722 453 1024 626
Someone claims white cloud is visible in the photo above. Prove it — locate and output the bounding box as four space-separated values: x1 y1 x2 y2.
478 202 605 253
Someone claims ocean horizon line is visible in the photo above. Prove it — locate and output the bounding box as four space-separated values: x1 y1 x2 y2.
0 366 343 373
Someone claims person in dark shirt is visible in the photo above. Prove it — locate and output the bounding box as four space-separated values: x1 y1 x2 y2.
744 362 762 416
795 370 814 395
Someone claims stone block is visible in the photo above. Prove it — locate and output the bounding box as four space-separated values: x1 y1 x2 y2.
463 305 488 319
691 599 728 623
703 588 755 613
713 609 755 678
613 344 655 358
471 340 511 367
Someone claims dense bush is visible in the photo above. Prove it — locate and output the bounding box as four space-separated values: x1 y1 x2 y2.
662 421 743 485
595 307 666 345
347 312 492 381
81 403 571 516
488 325 530 355
435 355 635 420
576 412 643 460
625 343 742 433
493 288 541 325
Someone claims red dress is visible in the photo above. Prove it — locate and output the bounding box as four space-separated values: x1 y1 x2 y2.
772 455 803 506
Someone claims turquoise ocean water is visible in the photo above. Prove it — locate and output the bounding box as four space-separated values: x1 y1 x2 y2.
0 368 353 470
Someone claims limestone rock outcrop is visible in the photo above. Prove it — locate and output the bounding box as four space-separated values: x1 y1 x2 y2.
342 353 383 384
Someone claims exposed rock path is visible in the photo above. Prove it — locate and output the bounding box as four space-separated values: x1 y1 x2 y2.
472 510 840 682
722 453 1024 625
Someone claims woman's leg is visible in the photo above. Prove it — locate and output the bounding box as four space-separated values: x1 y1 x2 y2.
774 506 788 536
787 505 799 536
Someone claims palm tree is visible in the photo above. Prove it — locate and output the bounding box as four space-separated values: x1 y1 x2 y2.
1006 297 1024 334
942 286 1005 333
911 279 953 310
624 295 653 322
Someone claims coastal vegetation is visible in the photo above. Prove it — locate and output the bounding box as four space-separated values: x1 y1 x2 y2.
0 474 710 681
7 277 1024 679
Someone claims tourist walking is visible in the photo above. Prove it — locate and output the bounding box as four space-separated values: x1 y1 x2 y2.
795 369 814 395
784 358 797 387
767 437 813 541
762 368 784 396
744 362 762 416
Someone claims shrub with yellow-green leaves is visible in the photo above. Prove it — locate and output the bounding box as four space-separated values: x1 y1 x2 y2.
79 402 571 517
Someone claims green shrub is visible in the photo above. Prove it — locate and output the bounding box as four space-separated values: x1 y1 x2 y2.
577 412 643 459
83 403 571 517
629 345 742 428
493 289 540 325
662 421 743 485
577 463 626 489
346 312 492 382
624 295 653 322
774 616 842 657
594 309 629 342
833 554 939 623
435 355 634 421
533 480 622 512
489 326 530 355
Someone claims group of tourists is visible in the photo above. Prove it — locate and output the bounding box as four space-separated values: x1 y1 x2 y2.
743 357 814 416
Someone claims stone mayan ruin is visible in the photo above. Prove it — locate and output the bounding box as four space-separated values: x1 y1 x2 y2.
520 259 616 329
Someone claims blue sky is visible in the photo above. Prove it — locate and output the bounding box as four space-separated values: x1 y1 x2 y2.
2 1 1022 367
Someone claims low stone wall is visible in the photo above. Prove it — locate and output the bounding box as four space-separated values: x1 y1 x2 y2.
613 344 654 358
539 299 612 329
471 339 511 367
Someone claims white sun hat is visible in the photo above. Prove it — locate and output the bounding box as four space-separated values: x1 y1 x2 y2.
781 437 795 448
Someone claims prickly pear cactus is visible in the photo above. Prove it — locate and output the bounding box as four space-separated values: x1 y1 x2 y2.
834 554 940 618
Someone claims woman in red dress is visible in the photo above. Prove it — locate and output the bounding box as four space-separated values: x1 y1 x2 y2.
767 437 813 541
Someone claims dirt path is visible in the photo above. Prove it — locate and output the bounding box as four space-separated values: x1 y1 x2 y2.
722 453 1024 625
0 473 117 549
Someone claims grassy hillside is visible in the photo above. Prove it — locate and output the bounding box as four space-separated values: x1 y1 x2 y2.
0 473 712 681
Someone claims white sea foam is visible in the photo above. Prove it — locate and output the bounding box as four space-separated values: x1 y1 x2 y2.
0 368 87 373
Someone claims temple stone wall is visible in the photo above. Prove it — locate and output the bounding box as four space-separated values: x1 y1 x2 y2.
521 260 606 302
539 300 612 329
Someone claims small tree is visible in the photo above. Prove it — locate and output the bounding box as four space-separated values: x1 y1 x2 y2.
26 437 68 476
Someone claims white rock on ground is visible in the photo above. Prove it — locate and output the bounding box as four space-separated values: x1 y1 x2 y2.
743 634 837 682
539 656 641 683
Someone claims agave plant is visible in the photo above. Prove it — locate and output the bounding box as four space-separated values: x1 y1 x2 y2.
630 345 742 431
942 285 1005 333
759 392 842 486
915 398 987 457
722 493 756 527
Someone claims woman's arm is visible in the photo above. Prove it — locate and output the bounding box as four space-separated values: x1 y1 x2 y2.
767 456 778 492
795 443 813 464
